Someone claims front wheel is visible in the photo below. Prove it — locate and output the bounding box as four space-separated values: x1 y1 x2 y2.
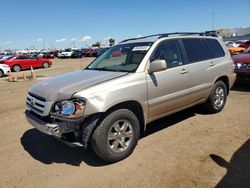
91 109 140 163
203 81 227 113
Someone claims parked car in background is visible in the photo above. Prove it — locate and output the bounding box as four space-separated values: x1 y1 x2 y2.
233 53 250 83
3 55 52 72
228 47 246 56
71 50 82 58
38 51 55 59
85 48 96 57
96 47 110 57
0 63 11 77
0 54 15 61
225 41 238 48
57 48 74 58
81 48 89 57
239 40 250 49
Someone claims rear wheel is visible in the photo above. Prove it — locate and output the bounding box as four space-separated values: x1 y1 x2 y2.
13 64 21 72
91 109 140 162
42 62 49 68
203 81 227 113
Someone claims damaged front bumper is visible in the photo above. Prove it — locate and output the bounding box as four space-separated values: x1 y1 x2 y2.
25 110 100 148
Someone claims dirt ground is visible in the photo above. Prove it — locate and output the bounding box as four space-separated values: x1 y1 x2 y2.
0 58 249 188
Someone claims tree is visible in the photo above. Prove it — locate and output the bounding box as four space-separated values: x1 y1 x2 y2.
109 38 115 46
92 42 101 47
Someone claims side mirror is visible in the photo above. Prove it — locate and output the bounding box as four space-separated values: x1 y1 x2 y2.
148 59 167 73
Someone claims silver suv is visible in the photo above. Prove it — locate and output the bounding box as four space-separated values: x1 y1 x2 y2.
25 32 236 162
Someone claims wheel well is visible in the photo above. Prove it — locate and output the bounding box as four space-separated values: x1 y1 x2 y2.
215 76 229 95
12 64 21 70
101 101 145 136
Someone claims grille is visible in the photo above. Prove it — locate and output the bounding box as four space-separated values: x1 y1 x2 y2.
26 92 46 115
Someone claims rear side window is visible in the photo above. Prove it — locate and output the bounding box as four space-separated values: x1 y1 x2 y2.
206 39 225 58
182 39 210 63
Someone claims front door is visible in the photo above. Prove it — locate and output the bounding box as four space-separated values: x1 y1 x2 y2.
146 39 190 120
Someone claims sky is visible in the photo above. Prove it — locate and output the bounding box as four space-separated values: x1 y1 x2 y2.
0 0 249 50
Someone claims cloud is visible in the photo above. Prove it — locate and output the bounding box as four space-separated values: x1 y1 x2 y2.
80 35 91 41
2 41 12 45
34 38 43 42
137 34 142 37
104 37 112 40
56 38 67 43
70 38 77 41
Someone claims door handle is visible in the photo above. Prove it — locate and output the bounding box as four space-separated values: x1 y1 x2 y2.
180 68 188 74
210 62 215 67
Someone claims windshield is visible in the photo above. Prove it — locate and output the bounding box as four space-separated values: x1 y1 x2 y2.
87 42 153 72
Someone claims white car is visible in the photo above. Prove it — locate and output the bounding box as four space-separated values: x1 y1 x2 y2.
225 41 238 48
57 48 73 58
0 64 11 77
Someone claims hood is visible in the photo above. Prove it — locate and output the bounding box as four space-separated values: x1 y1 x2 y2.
29 70 127 101
232 53 250 63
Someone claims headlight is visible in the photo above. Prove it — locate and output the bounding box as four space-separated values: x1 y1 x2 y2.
52 99 86 119
236 63 242 69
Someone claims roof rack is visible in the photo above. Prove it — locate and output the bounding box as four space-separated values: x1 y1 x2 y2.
120 34 162 43
119 30 219 43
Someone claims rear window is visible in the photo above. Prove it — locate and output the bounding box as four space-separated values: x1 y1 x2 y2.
182 39 210 63
206 39 225 58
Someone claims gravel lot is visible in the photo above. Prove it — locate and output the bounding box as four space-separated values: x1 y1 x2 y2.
0 58 249 188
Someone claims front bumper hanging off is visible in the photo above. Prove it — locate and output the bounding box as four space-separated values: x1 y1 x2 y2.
25 110 101 148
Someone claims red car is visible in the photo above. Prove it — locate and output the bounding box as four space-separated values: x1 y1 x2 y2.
232 53 250 83
239 40 250 49
3 55 52 72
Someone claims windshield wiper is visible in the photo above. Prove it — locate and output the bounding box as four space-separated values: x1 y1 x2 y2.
86 67 110 71
86 67 131 73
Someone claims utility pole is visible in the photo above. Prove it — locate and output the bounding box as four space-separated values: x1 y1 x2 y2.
42 37 45 50
211 12 215 30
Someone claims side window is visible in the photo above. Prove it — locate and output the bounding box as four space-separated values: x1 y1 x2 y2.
16 56 26 59
206 39 225 58
182 39 210 63
151 40 184 68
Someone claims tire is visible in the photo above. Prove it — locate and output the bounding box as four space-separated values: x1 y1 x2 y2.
42 62 49 68
91 109 140 163
0 69 3 77
203 81 227 113
13 64 21 72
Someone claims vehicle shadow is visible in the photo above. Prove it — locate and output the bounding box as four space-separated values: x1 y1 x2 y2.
231 83 250 92
20 129 109 167
20 107 199 167
142 107 196 138
210 139 250 187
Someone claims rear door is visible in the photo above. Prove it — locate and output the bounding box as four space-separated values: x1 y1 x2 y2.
180 38 224 103
146 39 190 120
